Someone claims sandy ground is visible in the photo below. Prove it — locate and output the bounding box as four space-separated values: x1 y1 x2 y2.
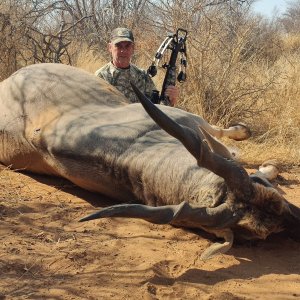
0 165 300 300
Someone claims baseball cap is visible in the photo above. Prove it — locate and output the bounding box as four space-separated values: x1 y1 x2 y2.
111 27 134 44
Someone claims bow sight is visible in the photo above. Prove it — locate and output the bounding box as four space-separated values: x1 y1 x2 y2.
147 28 187 105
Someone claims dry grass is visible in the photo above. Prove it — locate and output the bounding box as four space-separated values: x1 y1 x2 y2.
69 44 107 74
242 54 300 166
281 33 300 54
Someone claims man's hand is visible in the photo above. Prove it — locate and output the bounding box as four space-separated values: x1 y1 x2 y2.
165 85 179 106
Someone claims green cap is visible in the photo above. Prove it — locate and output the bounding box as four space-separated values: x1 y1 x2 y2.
111 27 134 44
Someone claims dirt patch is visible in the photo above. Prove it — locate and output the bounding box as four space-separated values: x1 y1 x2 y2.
0 166 299 299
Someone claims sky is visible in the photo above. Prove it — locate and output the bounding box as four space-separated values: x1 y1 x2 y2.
252 0 288 18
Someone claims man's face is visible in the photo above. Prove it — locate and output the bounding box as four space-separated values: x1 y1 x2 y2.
109 41 134 69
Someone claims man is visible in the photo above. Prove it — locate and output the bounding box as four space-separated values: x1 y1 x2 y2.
95 27 179 106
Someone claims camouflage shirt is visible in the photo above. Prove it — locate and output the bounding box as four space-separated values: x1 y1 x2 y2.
95 62 156 103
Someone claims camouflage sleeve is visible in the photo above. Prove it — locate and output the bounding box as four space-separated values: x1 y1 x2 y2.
95 64 111 84
95 68 103 78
